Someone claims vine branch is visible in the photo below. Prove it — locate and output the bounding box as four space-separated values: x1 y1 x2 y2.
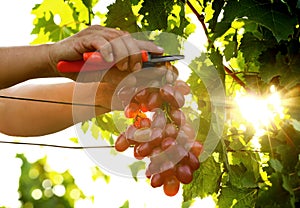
185 0 252 93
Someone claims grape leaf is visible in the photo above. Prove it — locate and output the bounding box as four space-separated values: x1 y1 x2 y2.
212 0 297 42
69 137 79 144
128 161 146 182
207 0 225 31
239 32 274 63
181 199 194 208
31 12 76 42
95 113 120 136
218 185 257 208
139 0 175 31
91 121 100 139
119 200 130 208
105 0 139 32
228 152 261 189
81 121 90 133
130 0 140 6
269 159 283 173
82 0 99 8
183 156 222 201
256 172 293 208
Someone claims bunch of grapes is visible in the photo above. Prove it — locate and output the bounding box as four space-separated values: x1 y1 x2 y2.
114 64 203 196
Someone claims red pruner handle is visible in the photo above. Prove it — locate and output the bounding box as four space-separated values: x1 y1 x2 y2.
141 50 150 62
57 51 114 73
57 50 149 73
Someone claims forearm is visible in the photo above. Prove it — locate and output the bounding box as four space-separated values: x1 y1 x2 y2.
0 45 58 89
0 81 110 137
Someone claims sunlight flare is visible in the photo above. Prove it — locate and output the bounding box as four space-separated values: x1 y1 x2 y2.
235 85 284 130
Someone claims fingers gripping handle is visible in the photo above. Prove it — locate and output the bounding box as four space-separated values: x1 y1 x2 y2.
56 50 149 73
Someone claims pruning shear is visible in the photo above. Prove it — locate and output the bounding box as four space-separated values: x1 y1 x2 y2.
57 50 184 72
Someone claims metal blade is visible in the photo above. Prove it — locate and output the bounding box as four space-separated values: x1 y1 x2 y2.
148 55 184 63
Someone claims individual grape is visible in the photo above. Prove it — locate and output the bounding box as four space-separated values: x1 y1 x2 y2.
150 147 167 166
160 160 176 178
139 117 151 128
136 142 153 157
187 152 200 171
176 164 193 184
164 123 178 138
159 84 175 103
115 133 130 152
125 125 137 145
172 90 185 108
133 128 151 143
161 137 176 150
190 141 203 157
170 108 186 126
176 130 189 145
163 176 180 197
174 80 190 95
133 144 144 160
160 84 185 108
118 86 136 106
165 68 178 84
124 102 140 118
148 161 160 175
150 173 164 188
145 167 151 179
139 102 148 112
134 88 150 103
149 128 163 147
147 91 163 110
165 144 188 164
151 111 167 129
181 123 196 141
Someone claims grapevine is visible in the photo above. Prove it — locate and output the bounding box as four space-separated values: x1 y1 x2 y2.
114 63 203 196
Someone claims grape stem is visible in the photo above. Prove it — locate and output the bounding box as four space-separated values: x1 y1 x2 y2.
185 0 252 93
163 102 173 124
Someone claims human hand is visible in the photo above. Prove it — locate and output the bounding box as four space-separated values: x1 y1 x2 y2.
48 25 164 80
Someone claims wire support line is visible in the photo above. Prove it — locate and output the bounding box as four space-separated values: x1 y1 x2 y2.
0 95 103 108
0 140 115 149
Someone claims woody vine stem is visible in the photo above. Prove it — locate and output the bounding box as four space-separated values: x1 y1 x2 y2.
185 0 252 93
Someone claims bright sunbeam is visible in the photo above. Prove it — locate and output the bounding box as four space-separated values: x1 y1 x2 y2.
235 85 284 131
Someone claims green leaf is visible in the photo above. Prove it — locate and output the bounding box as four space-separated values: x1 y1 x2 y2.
183 156 222 201
81 121 90 133
91 166 110 183
212 0 297 42
31 12 75 42
130 0 140 5
95 113 120 136
105 0 139 32
82 0 94 9
128 161 146 182
119 200 130 208
282 174 295 205
228 152 261 189
155 32 181 54
207 0 225 31
91 122 100 139
181 199 194 208
269 159 283 173
69 137 79 144
218 185 257 208
139 0 174 31
240 32 273 63
257 172 293 208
